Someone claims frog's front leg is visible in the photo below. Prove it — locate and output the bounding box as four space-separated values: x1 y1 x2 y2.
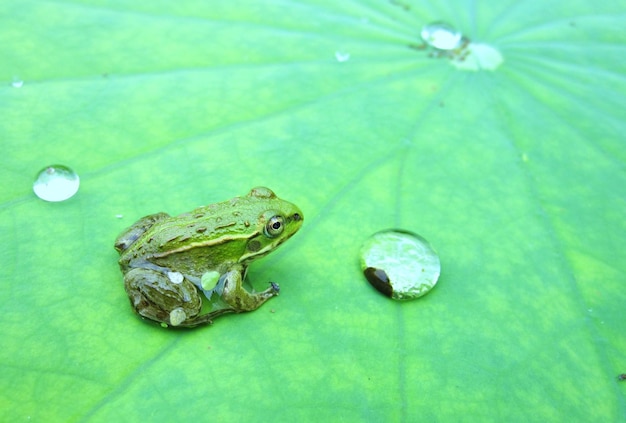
124 268 232 327
221 264 280 312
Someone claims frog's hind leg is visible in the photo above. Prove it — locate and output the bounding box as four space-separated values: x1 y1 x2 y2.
124 268 218 328
221 267 280 312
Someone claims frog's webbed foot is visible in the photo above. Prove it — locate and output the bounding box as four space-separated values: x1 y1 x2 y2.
124 268 231 328
221 269 280 312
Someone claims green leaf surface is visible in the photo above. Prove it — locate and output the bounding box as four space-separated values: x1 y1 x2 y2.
2 1 625 421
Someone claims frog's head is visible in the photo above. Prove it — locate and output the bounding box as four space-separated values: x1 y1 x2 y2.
239 187 303 263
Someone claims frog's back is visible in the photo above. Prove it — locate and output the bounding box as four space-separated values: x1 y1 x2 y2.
116 187 302 277
114 212 170 255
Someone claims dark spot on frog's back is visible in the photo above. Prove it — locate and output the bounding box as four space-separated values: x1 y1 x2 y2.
247 240 262 252
166 234 191 244
215 221 237 231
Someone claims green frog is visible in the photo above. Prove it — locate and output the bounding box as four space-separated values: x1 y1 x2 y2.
114 187 303 328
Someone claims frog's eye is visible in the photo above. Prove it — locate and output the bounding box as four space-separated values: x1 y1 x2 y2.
264 215 285 238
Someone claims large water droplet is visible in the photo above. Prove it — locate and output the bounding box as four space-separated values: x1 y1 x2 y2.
33 165 80 202
359 230 440 300
421 22 463 50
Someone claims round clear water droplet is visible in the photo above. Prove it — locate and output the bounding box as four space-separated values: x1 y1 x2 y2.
359 229 440 300
421 22 463 50
33 165 80 202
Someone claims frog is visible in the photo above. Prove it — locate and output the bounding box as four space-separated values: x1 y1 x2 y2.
114 187 303 328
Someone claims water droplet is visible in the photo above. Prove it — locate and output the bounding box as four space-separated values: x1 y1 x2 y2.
168 271 184 284
450 43 504 71
359 229 440 300
415 22 503 71
335 51 350 62
33 165 80 202
169 307 187 326
11 79 24 88
201 270 221 291
115 214 124 219
421 22 463 50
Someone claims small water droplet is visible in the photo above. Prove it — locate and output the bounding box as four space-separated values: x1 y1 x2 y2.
415 22 503 71
335 51 350 62
421 22 463 50
168 271 184 284
201 270 221 291
359 229 440 300
451 43 504 71
169 307 187 326
115 214 124 219
11 77 24 88
33 165 80 202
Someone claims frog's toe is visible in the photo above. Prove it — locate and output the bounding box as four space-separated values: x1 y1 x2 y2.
269 282 280 294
